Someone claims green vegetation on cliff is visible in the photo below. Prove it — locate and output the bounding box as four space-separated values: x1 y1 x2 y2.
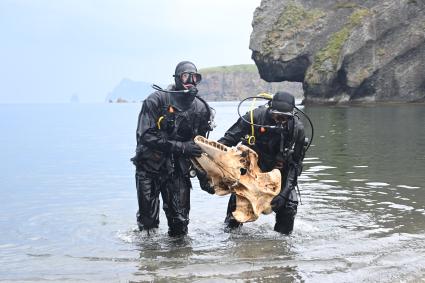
306 8 371 83
262 2 325 56
199 64 258 74
333 3 361 9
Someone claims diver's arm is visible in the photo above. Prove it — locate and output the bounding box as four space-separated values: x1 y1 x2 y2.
271 119 306 211
271 156 298 211
292 119 306 172
218 116 249 147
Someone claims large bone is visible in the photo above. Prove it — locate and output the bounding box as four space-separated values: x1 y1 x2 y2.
193 136 281 223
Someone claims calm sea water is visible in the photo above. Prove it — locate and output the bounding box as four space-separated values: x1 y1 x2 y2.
0 102 424 282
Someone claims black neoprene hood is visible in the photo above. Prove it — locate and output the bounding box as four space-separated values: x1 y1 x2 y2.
174 61 197 77
270 91 295 113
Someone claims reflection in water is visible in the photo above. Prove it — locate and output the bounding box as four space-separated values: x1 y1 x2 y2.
303 104 425 235
0 103 424 282
125 227 301 282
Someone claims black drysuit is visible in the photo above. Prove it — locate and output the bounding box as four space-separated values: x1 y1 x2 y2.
132 88 211 236
218 106 306 234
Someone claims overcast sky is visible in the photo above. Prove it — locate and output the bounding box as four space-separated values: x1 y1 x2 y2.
0 0 261 103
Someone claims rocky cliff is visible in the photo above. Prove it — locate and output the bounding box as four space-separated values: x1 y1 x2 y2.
107 65 303 102
197 64 303 101
250 0 425 103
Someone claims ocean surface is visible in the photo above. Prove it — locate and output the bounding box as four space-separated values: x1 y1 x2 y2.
0 101 424 282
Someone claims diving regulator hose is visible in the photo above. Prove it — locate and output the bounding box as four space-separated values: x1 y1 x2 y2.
236 95 314 151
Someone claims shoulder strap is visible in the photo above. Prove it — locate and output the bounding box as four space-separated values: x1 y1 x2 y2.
289 117 298 148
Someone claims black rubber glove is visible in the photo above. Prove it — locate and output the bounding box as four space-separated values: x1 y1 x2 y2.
130 150 142 166
271 161 298 212
270 194 288 213
196 169 215 194
181 141 202 157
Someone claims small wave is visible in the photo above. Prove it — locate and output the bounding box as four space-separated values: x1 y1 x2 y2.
116 227 164 244
306 165 337 172
397 185 421 189
387 204 415 211
303 160 322 164
26 253 52 257
378 202 415 211
0 244 17 249
298 176 318 181
366 182 390 187
320 180 340 183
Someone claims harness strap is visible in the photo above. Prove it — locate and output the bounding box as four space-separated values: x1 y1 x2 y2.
157 116 164 129
247 93 273 146
247 98 257 145
156 92 175 129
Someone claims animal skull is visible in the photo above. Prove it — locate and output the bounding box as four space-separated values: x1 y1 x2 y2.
193 136 282 223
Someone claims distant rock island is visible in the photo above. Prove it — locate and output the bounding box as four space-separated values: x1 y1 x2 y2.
70 93 79 103
106 78 153 103
106 65 303 102
250 0 425 103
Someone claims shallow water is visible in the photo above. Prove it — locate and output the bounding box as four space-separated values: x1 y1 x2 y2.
0 102 424 282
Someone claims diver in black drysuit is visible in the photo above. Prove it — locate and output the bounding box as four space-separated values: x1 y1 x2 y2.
217 92 306 234
131 61 213 237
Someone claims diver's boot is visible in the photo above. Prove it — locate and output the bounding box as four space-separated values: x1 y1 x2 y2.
137 217 159 234
224 194 242 231
168 223 188 237
224 213 242 232
137 221 143 232
138 224 159 235
274 219 294 235
274 201 297 235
